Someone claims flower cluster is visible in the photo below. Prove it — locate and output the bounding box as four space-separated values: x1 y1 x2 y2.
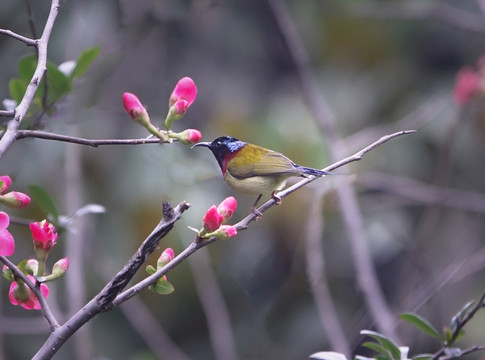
122 76 201 145
453 57 485 106
198 197 238 240
0 177 69 310
0 176 30 210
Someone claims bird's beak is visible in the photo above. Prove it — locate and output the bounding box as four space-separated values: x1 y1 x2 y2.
191 141 211 149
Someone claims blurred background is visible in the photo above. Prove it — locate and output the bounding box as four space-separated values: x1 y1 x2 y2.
1 0 485 359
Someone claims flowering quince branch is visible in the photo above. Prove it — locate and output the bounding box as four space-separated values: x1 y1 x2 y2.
0 0 60 159
0 256 59 330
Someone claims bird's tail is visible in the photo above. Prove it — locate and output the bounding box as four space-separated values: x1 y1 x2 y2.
298 166 331 177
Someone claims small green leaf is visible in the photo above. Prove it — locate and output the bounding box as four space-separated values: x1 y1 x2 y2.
362 341 386 355
360 330 401 360
18 55 37 81
145 265 156 275
70 47 100 79
29 185 59 221
412 355 433 360
2 266 14 281
45 61 72 102
9 78 28 104
17 259 28 273
454 330 466 343
400 313 442 341
152 279 174 295
443 326 453 344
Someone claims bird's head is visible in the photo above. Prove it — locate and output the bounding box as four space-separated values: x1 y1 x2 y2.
192 136 247 171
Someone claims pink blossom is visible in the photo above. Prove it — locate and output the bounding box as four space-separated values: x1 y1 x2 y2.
9 275 49 310
453 67 480 106
217 196 237 222
177 129 202 145
216 225 237 239
0 191 31 208
202 205 224 232
157 248 175 268
123 92 145 118
30 220 58 253
0 176 12 195
0 211 14 256
169 77 197 109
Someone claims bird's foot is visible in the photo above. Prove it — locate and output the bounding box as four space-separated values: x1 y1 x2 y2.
271 191 282 205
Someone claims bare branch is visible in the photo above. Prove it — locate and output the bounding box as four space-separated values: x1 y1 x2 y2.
0 0 60 159
0 29 37 46
16 130 170 147
0 110 15 118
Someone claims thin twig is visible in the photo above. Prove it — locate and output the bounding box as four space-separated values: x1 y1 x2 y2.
0 29 37 46
305 189 351 357
16 130 168 146
0 110 15 118
0 256 59 330
351 2 485 35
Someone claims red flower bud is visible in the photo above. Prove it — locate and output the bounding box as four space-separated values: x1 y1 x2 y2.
169 77 197 109
0 191 31 208
453 67 480 106
202 205 224 232
217 196 237 222
215 225 237 239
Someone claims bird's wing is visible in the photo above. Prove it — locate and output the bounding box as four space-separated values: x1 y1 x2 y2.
227 147 300 179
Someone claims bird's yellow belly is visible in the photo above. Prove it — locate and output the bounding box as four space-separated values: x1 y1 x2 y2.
223 171 290 195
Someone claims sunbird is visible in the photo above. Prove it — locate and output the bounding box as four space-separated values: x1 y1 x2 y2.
193 136 330 213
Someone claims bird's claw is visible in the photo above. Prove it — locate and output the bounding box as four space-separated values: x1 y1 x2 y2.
271 192 282 205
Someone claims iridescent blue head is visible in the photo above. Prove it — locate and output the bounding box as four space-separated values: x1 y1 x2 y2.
192 136 247 170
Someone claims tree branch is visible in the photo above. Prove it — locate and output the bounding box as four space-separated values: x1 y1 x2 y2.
0 29 37 46
16 130 169 147
0 0 60 159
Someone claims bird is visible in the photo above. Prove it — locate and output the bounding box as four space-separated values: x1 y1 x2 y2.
193 136 330 214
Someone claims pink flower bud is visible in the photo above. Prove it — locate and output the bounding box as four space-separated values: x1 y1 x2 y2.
174 129 202 145
52 257 69 277
30 220 58 254
453 67 481 106
214 225 237 239
157 248 175 269
0 191 31 208
0 176 12 195
0 211 14 256
9 275 49 310
217 196 237 222
169 77 197 109
122 92 153 126
202 205 224 232
25 259 39 275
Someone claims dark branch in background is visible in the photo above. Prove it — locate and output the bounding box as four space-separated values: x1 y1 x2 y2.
268 0 401 342
0 256 59 331
351 1 485 35
0 0 60 159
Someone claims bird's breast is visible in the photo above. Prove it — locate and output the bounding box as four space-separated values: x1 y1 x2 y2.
223 170 291 195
